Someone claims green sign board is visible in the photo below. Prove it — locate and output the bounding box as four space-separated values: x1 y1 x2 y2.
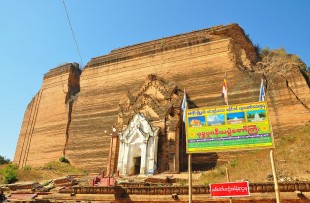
185 101 274 153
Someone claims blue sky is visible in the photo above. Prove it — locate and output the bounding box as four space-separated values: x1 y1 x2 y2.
1 1 309 160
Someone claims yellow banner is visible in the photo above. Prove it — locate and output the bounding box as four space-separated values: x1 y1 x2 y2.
185 101 274 153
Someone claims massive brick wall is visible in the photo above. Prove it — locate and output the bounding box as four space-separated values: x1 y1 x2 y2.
14 63 81 167
14 24 310 171
65 24 261 171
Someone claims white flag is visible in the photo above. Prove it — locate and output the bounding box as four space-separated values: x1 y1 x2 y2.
181 90 187 122
259 79 265 102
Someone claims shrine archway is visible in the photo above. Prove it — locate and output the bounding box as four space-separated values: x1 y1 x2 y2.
117 113 160 176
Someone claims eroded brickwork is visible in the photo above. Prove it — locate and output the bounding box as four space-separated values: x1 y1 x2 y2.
14 24 310 172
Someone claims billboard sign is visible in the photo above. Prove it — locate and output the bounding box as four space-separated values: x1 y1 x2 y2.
210 181 250 197
186 101 274 153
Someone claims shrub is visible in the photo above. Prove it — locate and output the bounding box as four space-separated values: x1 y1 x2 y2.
215 167 226 177
43 181 51 186
280 134 296 145
4 170 18 184
254 44 261 58
23 165 32 171
59 156 70 164
0 164 19 184
0 155 11 165
230 159 238 167
260 47 270 58
276 47 287 56
41 161 86 174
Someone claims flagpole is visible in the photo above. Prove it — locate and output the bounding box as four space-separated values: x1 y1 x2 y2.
182 90 192 203
222 73 228 106
224 74 231 203
186 98 193 203
260 79 280 203
226 73 229 105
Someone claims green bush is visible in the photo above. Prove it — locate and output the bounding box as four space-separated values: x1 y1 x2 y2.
0 164 19 184
43 181 51 186
260 47 270 58
59 156 70 164
0 155 11 165
254 44 261 58
4 170 18 183
23 165 32 171
41 161 86 174
230 159 238 167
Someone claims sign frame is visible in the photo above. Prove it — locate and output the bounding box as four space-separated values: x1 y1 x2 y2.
185 101 275 153
210 181 250 197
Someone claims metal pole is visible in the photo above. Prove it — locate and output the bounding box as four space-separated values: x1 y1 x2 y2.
188 154 192 203
226 168 233 203
270 149 280 203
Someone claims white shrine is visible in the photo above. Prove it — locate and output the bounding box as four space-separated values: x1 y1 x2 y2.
117 113 160 176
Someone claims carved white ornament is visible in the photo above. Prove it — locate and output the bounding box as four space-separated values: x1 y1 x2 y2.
117 113 159 176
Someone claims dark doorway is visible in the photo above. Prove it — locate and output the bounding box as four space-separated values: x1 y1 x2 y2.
134 156 141 174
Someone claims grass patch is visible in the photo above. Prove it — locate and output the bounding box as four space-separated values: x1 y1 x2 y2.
59 156 70 164
198 166 227 185
230 159 238 168
1 161 87 184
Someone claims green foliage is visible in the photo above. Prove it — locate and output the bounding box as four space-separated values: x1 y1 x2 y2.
280 134 296 145
214 167 226 177
300 63 307 71
276 47 287 56
254 44 261 57
177 179 187 186
0 155 11 165
199 166 227 185
41 161 86 174
43 181 51 186
4 170 18 184
230 159 238 168
0 164 19 184
59 156 70 164
260 47 270 58
245 34 251 41
303 123 310 133
23 165 32 171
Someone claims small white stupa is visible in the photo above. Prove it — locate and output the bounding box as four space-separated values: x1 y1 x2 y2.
252 113 262 122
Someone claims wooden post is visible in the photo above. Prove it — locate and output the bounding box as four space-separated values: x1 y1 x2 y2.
270 149 280 203
225 168 233 203
188 154 192 203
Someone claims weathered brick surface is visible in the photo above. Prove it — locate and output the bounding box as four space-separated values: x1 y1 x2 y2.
14 63 81 168
14 24 310 172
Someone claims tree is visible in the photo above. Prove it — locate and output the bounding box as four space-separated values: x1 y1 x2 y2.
0 155 11 165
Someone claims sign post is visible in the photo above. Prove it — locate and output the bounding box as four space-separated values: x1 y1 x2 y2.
225 168 233 203
270 149 280 203
188 154 192 203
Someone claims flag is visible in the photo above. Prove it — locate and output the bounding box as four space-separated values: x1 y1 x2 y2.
222 74 228 105
181 90 187 122
259 79 265 102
